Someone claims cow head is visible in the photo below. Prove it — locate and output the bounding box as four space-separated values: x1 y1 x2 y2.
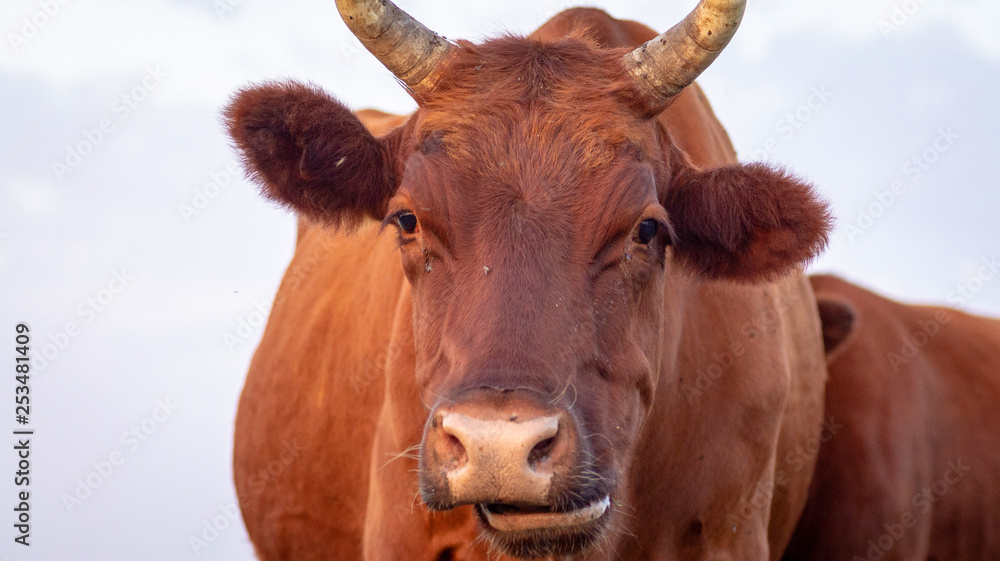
226 0 831 557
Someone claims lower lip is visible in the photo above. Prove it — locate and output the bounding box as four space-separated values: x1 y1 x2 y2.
481 496 611 532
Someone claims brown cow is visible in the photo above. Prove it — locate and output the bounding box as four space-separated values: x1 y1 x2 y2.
783 274 1000 560
226 2 833 559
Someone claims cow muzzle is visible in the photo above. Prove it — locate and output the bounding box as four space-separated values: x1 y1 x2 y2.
440 411 559 504
420 397 609 534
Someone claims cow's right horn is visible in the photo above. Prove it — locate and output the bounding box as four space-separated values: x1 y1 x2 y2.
623 0 747 113
335 0 456 98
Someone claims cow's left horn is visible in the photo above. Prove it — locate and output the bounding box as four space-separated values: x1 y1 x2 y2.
623 0 747 113
335 0 456 97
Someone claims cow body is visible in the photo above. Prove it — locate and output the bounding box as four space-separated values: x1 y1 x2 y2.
231 8 831 561
784 275 1000 560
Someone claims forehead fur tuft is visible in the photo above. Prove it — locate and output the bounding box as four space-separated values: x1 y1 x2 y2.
415 34 653 179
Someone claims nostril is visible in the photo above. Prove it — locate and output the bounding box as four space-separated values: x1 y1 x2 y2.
441 433 467 469
528 435 556 467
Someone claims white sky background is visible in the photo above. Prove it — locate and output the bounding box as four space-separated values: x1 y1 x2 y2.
0 0 998 559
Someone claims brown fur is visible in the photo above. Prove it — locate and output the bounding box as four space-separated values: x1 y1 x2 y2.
784 275 1000 560
224 81 400 227
665 163 831 281
227 37 829 283
230 8 832 561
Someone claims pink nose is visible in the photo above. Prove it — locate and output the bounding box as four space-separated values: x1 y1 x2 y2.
424 406 576 506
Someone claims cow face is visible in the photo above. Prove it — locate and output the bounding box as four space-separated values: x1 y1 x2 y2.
226 36 829 559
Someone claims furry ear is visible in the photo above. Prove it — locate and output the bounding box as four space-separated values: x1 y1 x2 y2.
224 81 398 227
663 163 832 281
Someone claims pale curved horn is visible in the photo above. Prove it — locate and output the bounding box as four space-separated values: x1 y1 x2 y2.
335 0 456 97
623 0 747 110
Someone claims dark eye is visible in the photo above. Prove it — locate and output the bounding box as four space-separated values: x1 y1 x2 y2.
636 219 659 245
397 212 418 233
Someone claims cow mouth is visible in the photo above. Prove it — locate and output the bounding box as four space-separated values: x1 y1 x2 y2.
479 495 611 532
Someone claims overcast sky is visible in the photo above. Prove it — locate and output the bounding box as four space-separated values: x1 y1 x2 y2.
1 0 998 559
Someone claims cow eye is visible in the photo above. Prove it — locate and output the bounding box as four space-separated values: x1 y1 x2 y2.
397 212 418 233
635 219 658 245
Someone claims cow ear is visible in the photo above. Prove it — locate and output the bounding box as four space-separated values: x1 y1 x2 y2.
815 296 857 360
224 81 399 228
663 162 832 281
